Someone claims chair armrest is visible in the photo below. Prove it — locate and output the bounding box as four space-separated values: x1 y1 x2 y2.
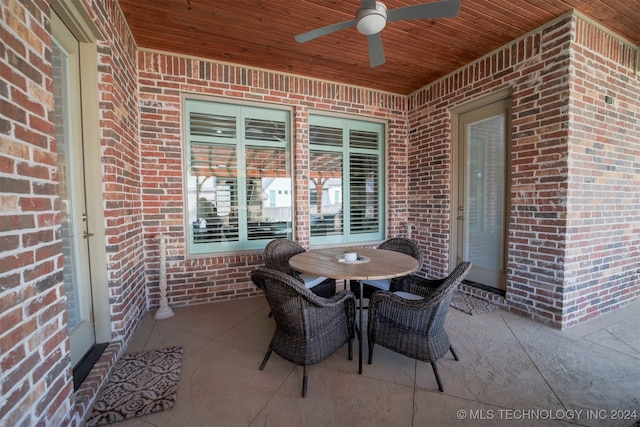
303 288 355 309
326 289 356 305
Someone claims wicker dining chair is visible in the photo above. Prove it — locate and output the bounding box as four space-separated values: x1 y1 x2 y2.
367 261 471 392
264 238 336 298
350 237 424 300
250 267 356 397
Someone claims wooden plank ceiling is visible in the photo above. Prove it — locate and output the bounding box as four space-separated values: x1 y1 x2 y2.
119 0 640 95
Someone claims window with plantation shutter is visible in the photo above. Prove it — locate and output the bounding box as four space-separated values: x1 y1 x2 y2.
185 99 292 254
309 115 385 244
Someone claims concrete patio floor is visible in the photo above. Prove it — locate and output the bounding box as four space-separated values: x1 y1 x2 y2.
111 294 639 426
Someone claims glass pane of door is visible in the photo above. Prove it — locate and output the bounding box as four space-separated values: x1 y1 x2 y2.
465 115 505 270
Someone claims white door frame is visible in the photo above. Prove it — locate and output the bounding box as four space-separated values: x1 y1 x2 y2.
51 2 110 356
450 89 511 290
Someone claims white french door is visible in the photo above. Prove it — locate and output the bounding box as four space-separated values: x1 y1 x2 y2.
453 96 510 291
52 13 96 367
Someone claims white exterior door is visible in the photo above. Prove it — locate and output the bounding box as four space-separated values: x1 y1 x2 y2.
52 13 96 367
454 96 510 291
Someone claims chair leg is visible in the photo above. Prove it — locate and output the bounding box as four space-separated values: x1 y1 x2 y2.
348 339 353 361
449 345 459 361
431 361 444 392
302 366 308 398
259 349 272 371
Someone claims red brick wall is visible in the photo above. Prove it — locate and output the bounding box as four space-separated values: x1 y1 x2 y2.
91 0 146 346
1 0 71 425
407 13 640 328
563 18 640 326
506 17 573 327
137 53 409 308
1 0 144 425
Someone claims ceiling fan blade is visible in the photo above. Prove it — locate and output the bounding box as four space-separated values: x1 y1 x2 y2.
387 0 461 22
367 33 385 68
295 19 356 43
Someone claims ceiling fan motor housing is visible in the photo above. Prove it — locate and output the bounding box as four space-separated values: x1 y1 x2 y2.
356 1 388 35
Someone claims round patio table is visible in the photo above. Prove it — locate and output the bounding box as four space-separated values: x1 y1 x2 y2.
289 247 419 374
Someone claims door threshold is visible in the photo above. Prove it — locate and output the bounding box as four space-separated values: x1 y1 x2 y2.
73 342 108 391
462 279 506 297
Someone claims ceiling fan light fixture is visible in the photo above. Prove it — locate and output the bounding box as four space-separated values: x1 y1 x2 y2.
356 2 387 35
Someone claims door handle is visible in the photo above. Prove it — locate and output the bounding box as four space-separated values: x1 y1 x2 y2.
457 206 463 220
82 213 93 238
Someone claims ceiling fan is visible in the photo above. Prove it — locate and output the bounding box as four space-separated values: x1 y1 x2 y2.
295 0 461 68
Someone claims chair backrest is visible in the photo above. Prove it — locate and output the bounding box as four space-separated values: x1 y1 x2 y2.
424 261 472 333
264 238 305 276
250 266 314 336
378 237 424 266
427 261 472 313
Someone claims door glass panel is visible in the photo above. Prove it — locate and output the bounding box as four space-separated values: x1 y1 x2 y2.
52 38 83 331
465 115 505 271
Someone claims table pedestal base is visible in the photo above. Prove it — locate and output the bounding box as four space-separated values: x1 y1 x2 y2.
348 279 365 375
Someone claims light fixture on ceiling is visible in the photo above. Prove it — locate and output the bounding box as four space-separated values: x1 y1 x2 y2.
356 2 387 35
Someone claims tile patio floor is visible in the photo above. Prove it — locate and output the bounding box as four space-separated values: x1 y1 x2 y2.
113 295 639 427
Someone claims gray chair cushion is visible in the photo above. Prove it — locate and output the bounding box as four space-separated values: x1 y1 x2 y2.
392 291 424 300
362 278 391 291
300 273 328 289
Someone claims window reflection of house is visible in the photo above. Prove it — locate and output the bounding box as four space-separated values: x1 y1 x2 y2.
310 178 343 236
259 178 292 222
311 178 342 215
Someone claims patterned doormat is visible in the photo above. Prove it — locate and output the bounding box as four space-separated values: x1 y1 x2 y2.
86 346 183 426
450 291 498 315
